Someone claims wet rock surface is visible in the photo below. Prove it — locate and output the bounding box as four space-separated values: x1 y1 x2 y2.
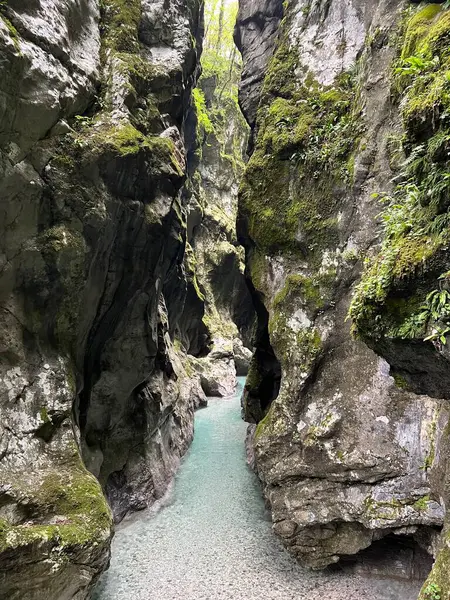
235 0 283 129
0 0 253 597
2 0 450 596
345 4 450 596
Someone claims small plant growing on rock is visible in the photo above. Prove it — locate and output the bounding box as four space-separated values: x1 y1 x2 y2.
423 583 442 600
393 54 439 76
422 288 450 344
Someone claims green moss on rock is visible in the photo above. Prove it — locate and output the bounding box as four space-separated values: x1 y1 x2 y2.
395 5 450 136
254 400 289 441
418 537 450 600
269 301 322 370
0 463 112 555
349 4 450 344
100 0 141 53
401 4 443 59
239 19 361 260
192 88 214 138
0 14 21 53
74 123 184 176
261 43 299 100
245 356 264 394
273 274 325 313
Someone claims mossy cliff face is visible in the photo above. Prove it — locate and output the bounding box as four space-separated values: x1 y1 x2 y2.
344 4 450 597
237 0 447 574
0 0 206 597
159 0 257 401
182 66 255 395
350 4 450 399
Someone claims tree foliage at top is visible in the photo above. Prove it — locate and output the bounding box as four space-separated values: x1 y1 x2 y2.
192 0 248 171
201 0 241 100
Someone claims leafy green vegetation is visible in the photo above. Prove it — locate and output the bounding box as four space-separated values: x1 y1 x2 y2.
202 0 241 92
192 0 247 170
349 3 450 343
192 88 214 136
419 540 450 600
423 583 442 600
237 4 362 410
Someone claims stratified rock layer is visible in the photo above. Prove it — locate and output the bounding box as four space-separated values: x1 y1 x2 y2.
237 0 448 579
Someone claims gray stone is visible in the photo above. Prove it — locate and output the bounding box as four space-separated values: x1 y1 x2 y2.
235 0 283 130
237 0 448 573
0 0 212 597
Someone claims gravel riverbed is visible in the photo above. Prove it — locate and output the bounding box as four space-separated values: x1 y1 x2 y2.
93 379 423 600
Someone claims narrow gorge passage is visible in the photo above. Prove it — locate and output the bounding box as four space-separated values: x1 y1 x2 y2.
4 0 450 598
93 379 422 600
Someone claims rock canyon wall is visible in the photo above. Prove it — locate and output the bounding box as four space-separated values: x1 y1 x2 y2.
2 0 450 598
0 1 252 597
236 1 450 596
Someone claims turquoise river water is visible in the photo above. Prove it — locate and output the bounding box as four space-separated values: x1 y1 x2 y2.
93 378 422 600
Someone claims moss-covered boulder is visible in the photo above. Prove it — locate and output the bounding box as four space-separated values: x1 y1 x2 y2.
0 357 113 599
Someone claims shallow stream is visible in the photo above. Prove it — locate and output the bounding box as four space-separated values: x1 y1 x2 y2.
94 378 423 600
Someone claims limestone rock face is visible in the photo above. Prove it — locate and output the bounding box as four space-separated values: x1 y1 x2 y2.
235 0 283 129
186 68 255 397
0 0 220 597
237 0 448 575
344 4 450 597
233 338 253 376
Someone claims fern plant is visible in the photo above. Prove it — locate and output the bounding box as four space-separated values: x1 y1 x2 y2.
423 582 441 600
422 289 450 344
394 54 439 76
